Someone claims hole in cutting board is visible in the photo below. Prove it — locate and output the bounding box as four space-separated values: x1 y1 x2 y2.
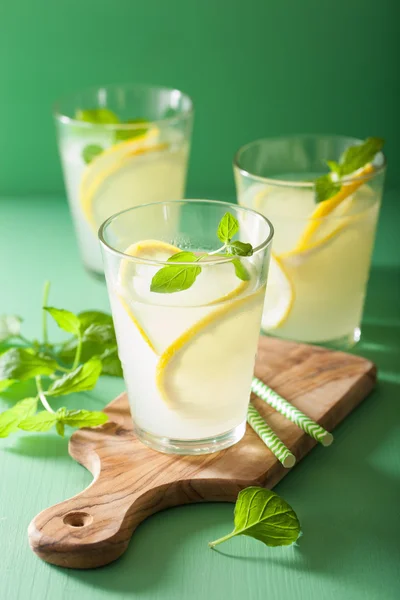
63 512 93 528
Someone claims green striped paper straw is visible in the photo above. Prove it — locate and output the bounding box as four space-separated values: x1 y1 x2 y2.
247 404 296 468
251 377 334 447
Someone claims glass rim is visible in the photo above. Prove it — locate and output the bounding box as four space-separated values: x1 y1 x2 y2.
98 199 274 266
233 134 387 187
53 83 194 130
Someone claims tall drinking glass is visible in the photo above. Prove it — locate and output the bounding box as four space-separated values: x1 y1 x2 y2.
54 84 193 277
99 200 273 454
234 135 386 347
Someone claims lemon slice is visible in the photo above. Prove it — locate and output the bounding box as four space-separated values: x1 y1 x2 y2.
79 127 170 231
295 163 374 251
156 287 265 410
261 255 294 330
117 240 250 353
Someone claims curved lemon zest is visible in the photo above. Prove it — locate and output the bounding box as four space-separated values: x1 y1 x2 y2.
117 295 157 354
295 163 374 252
156 287 265 406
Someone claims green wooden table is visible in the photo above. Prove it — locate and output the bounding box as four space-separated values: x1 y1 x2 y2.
1 194 399 600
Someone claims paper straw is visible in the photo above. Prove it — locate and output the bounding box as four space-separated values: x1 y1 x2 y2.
247 404 296 468
251 377 334 447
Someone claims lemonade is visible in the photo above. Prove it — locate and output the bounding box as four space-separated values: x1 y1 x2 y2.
100 201 273 454
54 84 193 276
234 136 386 347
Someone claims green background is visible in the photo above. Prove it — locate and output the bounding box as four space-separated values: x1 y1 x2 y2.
0 0 399 196
1 1 399 599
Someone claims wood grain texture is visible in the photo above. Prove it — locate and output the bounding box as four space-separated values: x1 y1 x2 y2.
28 336 376 569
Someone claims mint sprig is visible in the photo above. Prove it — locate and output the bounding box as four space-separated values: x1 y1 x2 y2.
0 283 123 441
76 108 150 164
209 487 301 549
150 213 254 294
314 137 384 202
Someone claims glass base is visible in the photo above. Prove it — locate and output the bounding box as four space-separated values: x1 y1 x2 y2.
263 327 361 350
134 421 246 455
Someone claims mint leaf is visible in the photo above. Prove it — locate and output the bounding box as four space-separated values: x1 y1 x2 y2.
61 408 108 428
83 324 115 345
167 251 198 263
115 118 149 142
338 137 384 177
326 160 342 176
150 265 201 294
75 108 120 124
19 410 59 432
82 144 103 164
231 258 250 281
0 349 57 383
0 316 22 342
99 347 123 377
217 213 239 243
44 307 81 336
227 241 253 257
48 358 102 397
314 174 341 203
0 398 38 438
56 420 65 437
209 487 301 548
78 311 113 330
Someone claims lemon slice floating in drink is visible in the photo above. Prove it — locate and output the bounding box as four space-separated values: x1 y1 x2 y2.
117 240 251 354
79 128 175 232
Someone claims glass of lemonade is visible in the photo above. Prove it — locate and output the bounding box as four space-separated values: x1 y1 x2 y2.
234 135 386 347
54 84 193 277
99 200 273 454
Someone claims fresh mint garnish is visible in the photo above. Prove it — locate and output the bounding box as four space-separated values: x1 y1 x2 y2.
82 144 104 164
150 212 254 294
75 108 120 125
115 118 150 142
314 137 384 202
208 487 301 549
0 283 123 443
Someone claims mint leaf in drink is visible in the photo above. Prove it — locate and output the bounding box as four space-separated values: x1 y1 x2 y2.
338 137 384 177
209 487 301 549
82 144 104 165
231 258 250 281
115 118 150 142
314 137 384 203
315 174 341 203
226 241 253 257
48 357 102 397
217 212 239 243
44 307 81 336
167 251 198 263
150 212 255 293
75 108 120 124
0 349 57 386
0 316 22 342
0 398 38 438
150 264 201 293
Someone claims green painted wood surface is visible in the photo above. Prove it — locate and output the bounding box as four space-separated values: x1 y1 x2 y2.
0 0 399 196
0 193 399 600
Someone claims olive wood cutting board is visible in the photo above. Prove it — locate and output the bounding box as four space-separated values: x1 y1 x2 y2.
28 336 376 569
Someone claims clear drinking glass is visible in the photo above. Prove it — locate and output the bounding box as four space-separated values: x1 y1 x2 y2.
99 200 273 454
234 135 386 347
54 84 193 277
